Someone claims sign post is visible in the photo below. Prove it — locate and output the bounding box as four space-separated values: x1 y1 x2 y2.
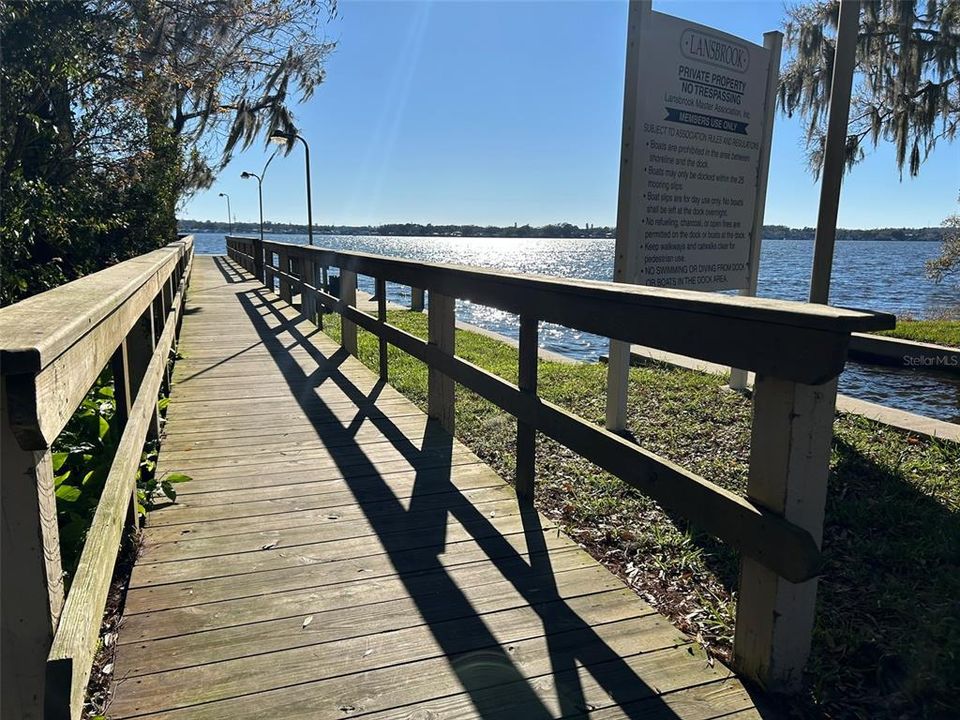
606 2 779 428
606 0 652 431
728 30 783 390
809 0 861 305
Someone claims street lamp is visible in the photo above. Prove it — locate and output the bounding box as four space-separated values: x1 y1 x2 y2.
240 151 277 245
240 172 264 245
217 192 233 235
269 130 314 245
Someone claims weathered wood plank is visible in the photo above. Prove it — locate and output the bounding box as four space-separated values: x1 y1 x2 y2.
0 407 62 720
117 547 591 647
124 527 568 615
131 496 533 586
139 487 519 560
516 314 538 501
164 450 484 494
110 591 652 717
734 375 838 690
143 465 501 528
115 559 613 677
428 291 455 432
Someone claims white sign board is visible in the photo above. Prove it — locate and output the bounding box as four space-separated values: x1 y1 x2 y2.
633 12 771 291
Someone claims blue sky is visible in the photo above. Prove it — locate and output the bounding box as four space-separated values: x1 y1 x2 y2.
181 0 959 229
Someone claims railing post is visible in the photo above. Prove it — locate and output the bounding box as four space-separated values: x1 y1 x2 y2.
428 292 455 433
301 256 314 323
290 255 301 307
253 238 264 283
733 374 838 691
278 249 292 303
376 278 388 380
264 251 275 292
1 381 64 720
340 269 358 356
411 286 425 312
316 262 326 328
109 339 140 530
515 315 538 503
152 295 170 392
125 307 161 441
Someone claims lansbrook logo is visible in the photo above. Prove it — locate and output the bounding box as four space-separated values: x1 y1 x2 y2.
680 28 750 73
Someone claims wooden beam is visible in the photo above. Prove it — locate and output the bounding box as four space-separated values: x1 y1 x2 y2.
515 316 538 503
411 287 425 312
278 249 292 304
0 384 63 720
733 375 838 690
376 278 388 381
340 270 358 356
427 292 455 433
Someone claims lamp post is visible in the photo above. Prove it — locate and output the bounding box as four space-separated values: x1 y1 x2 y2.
240 150 278 246
240 151 278 283
240 172 264 245
269 131 314 245
218 192 233 235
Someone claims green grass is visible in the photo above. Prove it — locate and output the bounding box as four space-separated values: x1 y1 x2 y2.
874 319 960 348
326 310 960 718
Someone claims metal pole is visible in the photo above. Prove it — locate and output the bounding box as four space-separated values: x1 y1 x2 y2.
809 0 860 304
257 177 264 245
299 135 314 246
219 193 233 235
729 30 783 391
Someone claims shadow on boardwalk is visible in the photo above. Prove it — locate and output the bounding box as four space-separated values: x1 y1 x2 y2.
232 272 695 719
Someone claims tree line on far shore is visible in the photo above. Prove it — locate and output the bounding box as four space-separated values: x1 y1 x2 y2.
178 218 951 242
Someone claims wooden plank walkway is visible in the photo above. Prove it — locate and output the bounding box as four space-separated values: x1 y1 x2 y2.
109 255 762 719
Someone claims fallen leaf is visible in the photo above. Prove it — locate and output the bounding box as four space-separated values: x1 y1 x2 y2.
302 615 313 629
260 540 279 550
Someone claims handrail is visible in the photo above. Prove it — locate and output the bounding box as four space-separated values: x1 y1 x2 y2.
0 237 193 719
1 239 192 449
236 237 890 384
228 235 892 691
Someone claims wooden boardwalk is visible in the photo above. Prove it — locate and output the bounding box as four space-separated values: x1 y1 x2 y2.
109 256 761 719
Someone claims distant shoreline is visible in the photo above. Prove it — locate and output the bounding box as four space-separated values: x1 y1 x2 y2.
179 221 947 243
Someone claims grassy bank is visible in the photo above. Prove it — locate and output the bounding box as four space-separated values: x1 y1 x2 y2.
875 318 960 347
325 310 959 719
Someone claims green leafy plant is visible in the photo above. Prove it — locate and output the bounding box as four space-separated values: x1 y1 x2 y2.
52 368 191 577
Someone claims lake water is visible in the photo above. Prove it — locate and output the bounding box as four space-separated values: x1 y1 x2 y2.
191 233 959 423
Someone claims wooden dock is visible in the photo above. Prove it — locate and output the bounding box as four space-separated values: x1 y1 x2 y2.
108 256 761 718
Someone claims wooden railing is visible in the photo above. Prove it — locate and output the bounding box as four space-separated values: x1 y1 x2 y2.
0 237 193 720
229 235 893 691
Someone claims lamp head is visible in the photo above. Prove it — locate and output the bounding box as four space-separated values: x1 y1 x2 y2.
240 172 251 179
269 130 294 145
218 192 227 197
